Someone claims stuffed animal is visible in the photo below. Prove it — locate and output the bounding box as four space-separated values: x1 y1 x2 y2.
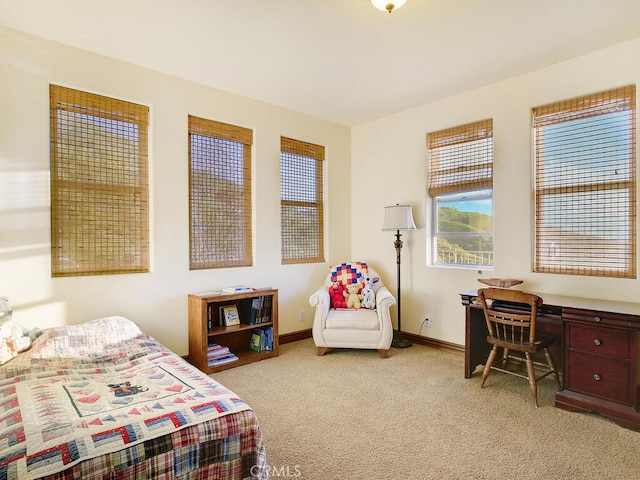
360 276 378 309
343 282 364 309
0 319 32 365
0 339 13 366
0 297 36 365
328 282 347 309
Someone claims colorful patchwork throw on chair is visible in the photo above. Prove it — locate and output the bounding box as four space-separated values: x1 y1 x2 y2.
330 262 368 285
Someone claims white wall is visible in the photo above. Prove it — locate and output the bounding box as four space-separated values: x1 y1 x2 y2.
0 27 352 355
4 26 640 355
352 38 640 346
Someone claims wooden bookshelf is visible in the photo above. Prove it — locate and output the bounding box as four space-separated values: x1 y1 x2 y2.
188 289 279 373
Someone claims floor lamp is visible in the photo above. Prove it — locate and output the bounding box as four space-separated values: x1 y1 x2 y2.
382 204 417 348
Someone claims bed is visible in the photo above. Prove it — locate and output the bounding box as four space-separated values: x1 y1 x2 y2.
0 316 268 480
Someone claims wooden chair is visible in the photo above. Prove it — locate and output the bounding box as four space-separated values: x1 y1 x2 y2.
477 287 561 407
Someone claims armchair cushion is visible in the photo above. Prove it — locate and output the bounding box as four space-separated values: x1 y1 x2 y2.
325 309 381 330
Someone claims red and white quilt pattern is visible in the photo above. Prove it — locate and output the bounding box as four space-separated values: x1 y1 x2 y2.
0 318 251 480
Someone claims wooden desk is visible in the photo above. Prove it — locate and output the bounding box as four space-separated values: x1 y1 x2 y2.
460 290 640 432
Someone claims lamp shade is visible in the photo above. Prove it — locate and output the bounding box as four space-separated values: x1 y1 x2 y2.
382 204 417 231
370 0 407 13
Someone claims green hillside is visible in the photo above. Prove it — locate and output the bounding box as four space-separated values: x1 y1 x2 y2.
438 207 492 265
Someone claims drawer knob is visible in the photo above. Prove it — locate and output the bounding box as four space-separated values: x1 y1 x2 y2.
593 373 601 381
593 338 601 346
594 316 602 323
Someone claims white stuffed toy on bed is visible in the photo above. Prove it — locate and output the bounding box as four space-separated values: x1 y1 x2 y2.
0 296 41 365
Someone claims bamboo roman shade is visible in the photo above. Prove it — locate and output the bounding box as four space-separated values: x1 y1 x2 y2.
280 137 325 264
189 115 253 269
533 85 636 278
49 85 150 277
427 119 493 197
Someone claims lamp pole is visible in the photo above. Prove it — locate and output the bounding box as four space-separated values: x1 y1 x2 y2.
392 229 411 348
382 204 416 349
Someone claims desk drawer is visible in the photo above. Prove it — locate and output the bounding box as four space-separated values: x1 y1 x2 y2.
563 307 629 328
568 325 630 358
567 351 629 404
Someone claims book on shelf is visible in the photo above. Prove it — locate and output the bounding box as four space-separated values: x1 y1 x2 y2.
242 297 261 325
207 343 237 365
207 353 239 367
240 295 273 325
197 290 224 297
207 304 223 328
249 326 273 352
259 295 272 323
265 326 273 351
222 285 254 294
207 343 230 358
219 305 240 326
249 330 263 352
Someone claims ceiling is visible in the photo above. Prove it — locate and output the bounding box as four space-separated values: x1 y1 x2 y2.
2 0 640 126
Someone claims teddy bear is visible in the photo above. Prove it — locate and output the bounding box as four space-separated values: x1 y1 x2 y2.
328 282 347 309
343 282 364 309
360 276 378 309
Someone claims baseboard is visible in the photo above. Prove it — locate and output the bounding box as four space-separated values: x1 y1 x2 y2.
278 328 464 354
279 328 312 345
400 332 465 353
184 330 461 363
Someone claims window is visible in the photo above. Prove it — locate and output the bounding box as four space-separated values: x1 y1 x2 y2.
49 85 149 277
189 115 253 269
280 137 325 264
427 119 493 267
533 85 636 278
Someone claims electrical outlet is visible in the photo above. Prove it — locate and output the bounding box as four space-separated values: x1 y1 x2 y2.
424 317 434 328
299 311 305 321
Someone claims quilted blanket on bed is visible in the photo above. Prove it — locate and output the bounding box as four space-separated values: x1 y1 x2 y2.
0 317 254 480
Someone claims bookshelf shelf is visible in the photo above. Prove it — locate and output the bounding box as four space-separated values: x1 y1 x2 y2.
188 289 279 373
207 322 274 336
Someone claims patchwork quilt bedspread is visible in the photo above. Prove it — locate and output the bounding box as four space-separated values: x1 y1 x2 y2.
0 316 267 480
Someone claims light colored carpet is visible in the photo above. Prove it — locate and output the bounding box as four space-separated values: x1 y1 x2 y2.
213 338 640 480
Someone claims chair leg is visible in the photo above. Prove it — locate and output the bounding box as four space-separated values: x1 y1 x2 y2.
317 347 327 356
544 348 561 388
378 349 389 358
480 346 499 388
500 348 510 368
525 352 539 408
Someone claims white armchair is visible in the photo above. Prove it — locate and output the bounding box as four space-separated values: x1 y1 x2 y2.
309 262 396 358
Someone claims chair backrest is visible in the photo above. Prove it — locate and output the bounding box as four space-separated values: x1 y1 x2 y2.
477 287 543 345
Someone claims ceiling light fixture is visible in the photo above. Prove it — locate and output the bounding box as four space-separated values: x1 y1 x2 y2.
370 0 407 13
